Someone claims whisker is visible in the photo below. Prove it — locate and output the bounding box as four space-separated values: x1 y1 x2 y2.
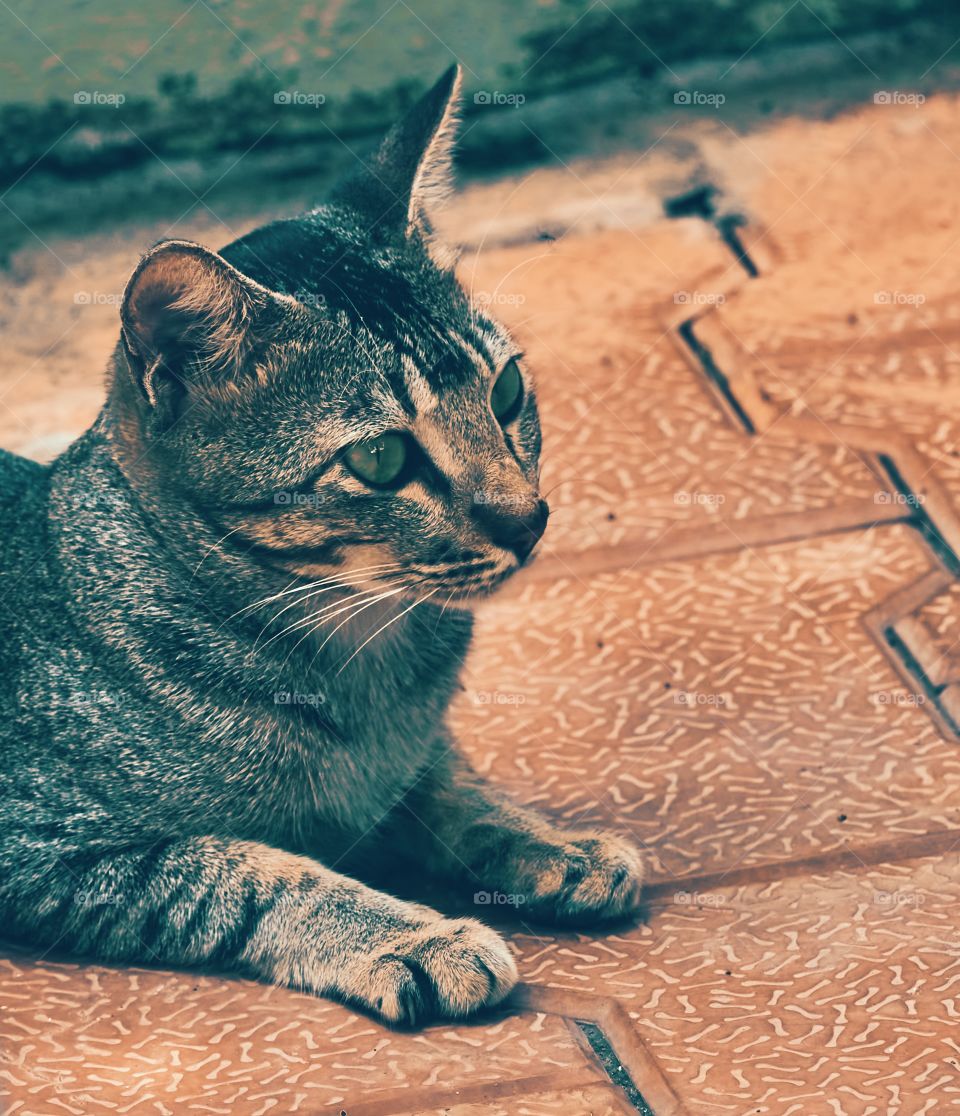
191 525 248 578
275 576 417 670
337 587 439 674
256 582 400 652
233 561 402 618
433 587 459 635
301 585 410 671
254 566 403 633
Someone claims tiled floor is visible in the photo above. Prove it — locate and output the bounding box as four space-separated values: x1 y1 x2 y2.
4 94 960 1114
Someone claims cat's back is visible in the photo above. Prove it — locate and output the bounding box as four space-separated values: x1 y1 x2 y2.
0 448 47 569
0 447 48 672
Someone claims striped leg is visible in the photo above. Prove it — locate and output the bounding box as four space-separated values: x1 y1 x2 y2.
2 834 516 1025
403 755 646 925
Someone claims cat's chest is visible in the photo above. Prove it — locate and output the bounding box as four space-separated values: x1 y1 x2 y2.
226 664 453 840
187 619 459 817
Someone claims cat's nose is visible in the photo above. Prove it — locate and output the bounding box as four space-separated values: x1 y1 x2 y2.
473 498 549 562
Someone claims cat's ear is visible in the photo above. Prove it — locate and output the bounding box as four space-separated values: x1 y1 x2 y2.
120 240 280 420
342 64 463 266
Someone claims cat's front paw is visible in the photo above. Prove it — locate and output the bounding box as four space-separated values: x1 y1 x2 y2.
496 828 645 926
349 918 517 1027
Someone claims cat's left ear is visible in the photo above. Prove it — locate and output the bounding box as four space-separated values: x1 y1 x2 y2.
342 64 463 266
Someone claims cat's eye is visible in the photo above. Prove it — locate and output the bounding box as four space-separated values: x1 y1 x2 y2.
344 433 408 487
491 360 523 425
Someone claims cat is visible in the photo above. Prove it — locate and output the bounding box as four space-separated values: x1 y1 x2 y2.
0 65 644 1026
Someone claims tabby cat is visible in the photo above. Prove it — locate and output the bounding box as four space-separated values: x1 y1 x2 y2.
0 66 643 1025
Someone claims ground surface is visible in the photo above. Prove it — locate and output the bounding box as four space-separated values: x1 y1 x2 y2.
3 92 960 1114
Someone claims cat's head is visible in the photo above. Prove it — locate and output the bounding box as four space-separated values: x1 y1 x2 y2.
108 65 546 601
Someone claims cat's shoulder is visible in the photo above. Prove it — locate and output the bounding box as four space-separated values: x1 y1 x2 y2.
0 447 45 511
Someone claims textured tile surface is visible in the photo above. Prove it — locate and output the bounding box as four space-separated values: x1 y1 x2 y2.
5 92 960 1115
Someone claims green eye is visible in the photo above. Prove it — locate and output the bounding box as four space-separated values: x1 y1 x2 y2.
344 433 408 487
491 360 523 424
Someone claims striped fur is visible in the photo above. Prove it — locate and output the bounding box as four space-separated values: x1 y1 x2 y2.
0 66 643 1026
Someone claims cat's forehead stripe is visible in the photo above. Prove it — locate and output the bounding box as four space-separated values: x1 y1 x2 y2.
400 353 439 415
449 332 491 378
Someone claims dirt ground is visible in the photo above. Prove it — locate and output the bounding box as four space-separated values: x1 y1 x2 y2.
4 91 960 1113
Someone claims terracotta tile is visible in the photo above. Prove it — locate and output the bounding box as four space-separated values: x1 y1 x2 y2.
412 1084 634 1116
457 525 960 882
0 954 598 1115
512 857 960 1113
702 93 960 507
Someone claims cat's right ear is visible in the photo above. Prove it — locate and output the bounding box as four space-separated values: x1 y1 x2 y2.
332 65 462 268
120 240 280 423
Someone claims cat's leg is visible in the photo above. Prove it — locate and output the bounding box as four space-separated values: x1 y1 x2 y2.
400 755 645 925
2 834 516 1024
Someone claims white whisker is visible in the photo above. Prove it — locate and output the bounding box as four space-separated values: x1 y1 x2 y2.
337 588 439 674
227 561 402 624
191 524 247 578
256 582 401 652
